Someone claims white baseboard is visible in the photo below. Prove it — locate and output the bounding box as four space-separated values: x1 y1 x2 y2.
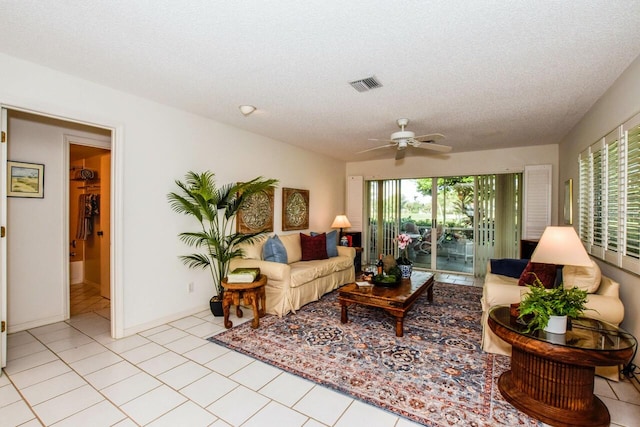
122 304 209 337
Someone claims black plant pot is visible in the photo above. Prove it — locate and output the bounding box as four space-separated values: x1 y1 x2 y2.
209 296 224 317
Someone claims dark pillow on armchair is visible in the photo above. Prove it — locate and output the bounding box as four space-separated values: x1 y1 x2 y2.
490 258 529 278
300 233 329 261
518 262 557 288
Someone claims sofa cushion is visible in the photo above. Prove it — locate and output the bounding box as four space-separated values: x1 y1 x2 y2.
563 260 601 293
300 233 329 261
289 256 353 288
312 230 338 257
490 258 529 278
518 262 557 288
262 235 288 264
238 236 266 260
279 233 302 263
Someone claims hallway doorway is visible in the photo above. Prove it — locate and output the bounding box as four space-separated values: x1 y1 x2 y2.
4 109 116 337
69 142 111 320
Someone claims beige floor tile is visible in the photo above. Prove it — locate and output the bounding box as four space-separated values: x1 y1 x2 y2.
119 384 186 425
206 385 270 426
242 400 308 427
0 400 37 426
146 401 217 427
51 400 127 427
101 372 162 406
82 360 141 390
32 384 104 425
21 371 86 406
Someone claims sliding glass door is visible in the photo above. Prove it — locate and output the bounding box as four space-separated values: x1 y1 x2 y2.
365 173 521 276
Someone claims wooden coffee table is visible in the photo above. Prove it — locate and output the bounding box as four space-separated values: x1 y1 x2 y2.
488 305 636 427
338 271 434 337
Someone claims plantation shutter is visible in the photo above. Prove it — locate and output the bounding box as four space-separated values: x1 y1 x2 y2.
347 176 363 232
605 129 621 263
624 117 640 263
522 164 551 240
591 139 605 258
578 149 592 247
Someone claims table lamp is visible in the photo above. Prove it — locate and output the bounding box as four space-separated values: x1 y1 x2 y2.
530 226 592 287
331 215 352 237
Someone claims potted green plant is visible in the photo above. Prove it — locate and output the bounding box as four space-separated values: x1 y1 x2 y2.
168 171 278 316
518 277 588 334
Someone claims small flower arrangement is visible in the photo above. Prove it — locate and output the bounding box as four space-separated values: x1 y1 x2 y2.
394 233 413 265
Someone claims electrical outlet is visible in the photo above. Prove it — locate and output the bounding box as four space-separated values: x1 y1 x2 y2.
188 282 194 293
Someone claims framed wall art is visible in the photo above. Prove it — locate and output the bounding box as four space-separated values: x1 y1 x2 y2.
8 161 45 198
282 187 309 231
236 187 275 233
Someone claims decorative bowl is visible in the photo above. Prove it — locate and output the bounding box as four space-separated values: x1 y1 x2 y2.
372 274 401 287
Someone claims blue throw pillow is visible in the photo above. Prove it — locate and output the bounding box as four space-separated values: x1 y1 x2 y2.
262 235 288 264
311 230 338 257
490 258 529 278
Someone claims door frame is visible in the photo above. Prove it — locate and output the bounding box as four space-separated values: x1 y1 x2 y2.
1 104 124 340
1 108 7 370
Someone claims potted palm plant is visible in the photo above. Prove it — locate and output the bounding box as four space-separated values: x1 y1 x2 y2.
518 277 588 334
168 171 278 316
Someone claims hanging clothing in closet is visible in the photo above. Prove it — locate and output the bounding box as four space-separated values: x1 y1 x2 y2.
76 193 100 240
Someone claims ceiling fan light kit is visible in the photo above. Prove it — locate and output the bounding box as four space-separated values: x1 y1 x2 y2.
358 118 451 157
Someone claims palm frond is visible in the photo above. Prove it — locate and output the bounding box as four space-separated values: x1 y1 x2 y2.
169 170 279 295
179 254 211 270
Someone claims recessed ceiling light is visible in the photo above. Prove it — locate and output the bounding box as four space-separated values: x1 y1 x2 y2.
239 105 256 116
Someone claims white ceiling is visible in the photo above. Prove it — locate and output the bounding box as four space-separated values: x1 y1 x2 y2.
2 1 640 161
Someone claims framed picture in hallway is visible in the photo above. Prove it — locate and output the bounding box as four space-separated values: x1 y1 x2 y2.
282 187 309 231
7 160 44 198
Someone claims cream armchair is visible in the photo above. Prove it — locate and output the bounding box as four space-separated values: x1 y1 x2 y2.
480 259 625 378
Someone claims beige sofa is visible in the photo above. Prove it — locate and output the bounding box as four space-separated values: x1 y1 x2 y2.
229 233 355 317
481 259 625 378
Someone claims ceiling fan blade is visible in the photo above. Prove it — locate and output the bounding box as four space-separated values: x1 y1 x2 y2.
395 149 406 160
357 144 396 154
414 133 445 143
367 138 394 143
413 142 452 153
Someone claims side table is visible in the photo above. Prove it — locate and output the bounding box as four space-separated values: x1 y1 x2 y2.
488 306 636 427
221 274 267 329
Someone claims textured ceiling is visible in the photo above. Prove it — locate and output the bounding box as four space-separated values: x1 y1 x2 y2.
2 1 640 161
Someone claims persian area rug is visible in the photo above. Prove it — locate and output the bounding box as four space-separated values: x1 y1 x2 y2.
208 282 541 426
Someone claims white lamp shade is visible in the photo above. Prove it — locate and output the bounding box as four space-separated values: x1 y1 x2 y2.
331 215 352 229
530 226 592 267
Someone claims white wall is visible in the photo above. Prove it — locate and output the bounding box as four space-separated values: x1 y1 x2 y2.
559 53 640 365
347 144 560 224
0 53 346 336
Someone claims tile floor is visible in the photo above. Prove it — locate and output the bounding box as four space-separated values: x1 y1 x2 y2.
1 274 639 426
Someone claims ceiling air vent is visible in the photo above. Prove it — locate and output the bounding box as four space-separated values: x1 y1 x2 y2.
349 76 383 92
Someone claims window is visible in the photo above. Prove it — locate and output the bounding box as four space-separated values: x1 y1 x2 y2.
579 111 640 273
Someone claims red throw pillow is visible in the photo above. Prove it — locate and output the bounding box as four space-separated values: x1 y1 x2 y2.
300 233 328 261
518 262 557 289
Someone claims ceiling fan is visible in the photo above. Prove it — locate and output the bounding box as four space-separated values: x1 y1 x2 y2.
359 118 451 160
